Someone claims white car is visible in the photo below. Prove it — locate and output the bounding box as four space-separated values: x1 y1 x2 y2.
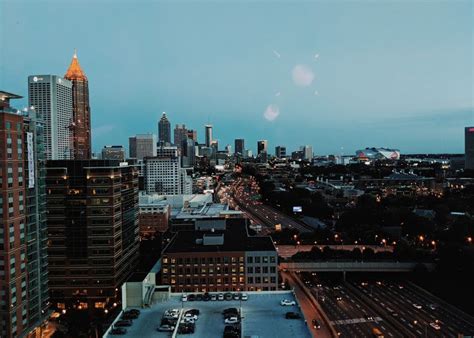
430 322 441 330
183 314 198 321
280 299 296 306
413 304 422 309
181 294 188 302
181 317 196 324
241 293 248 301
224 317 240 324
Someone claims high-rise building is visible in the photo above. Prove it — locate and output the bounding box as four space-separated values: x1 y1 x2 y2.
257 140 268 155
182 138 196 168
1 91 49 337
144 147 192 195
235 139 244 156
64 50 91 159
45 160 139 310
225 144 232 154
28 75 73 160
301 145 313 161
466 127 474 170
174 124 188 152
101 145 125 161
205 124 213 147
158 112 171 145
187 129 197 142
129 134 157 160
275 146 286 158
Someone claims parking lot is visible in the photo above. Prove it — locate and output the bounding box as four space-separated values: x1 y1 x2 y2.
104 291 312 338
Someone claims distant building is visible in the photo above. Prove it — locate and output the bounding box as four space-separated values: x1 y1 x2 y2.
1 92 50 337
45 160 139 311
64 50 91 159
225 144 232 154
101 145 125 161
174 124 188 152
355 147 400 161
182 138 196 168
138 194 171 237
187 129 197 142
129 134 157 160
291 150 304 160
257 140 268 155
466 127 474 170
205 124 213 147
158 112 171 145
301 145 313 161
275 146 286 158
235 139 245 156
28 75 73 160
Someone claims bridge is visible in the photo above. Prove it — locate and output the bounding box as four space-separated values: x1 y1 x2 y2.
280 261 435 274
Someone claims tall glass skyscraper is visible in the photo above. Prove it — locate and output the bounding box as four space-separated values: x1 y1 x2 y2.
158 112 171 145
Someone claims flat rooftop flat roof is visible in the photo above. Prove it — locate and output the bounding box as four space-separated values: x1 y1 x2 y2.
104 291 312 338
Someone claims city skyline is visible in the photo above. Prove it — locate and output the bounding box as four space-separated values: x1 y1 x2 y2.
1 0 473 155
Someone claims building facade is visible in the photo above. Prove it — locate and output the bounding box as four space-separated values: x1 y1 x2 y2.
235 139 244 156
129 134 157 160
275 146 286 158
205 125 213 147
158 113 171 145
101 145 125 161
0 92 49 338
174 124 188 152
28 75 73 160
64 51 91 159
257 140 267 155
466 127 474 170
45 160 139 311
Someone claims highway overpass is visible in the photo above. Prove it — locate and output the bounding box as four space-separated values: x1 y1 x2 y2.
281 261 435 273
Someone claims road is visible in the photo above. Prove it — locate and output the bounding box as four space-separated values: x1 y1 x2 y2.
276 244 394 259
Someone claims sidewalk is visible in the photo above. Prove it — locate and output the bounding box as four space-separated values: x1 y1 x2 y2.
281 271 335 338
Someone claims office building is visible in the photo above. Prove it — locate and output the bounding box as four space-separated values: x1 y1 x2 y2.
28 75 73 160
174 124 188 152
205 124 213 147
182 138 196 168
45 160 139 310
187 129 197 142
257 140 268 155
301 145 313 161
129 134 157 160
144 147 192 195
64 50 91 159
225 144 232 154
101 145 125 161
235 139 244 156
161 218 278 292
275 146 286 158
138 194 171 238
0 91 49 337
158 113 171 145
466 127 474 170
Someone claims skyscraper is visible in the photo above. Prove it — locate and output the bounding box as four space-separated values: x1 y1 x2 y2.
466 127 474 170
129 134 157 160
182 138 196 168
45 160 139 310
1 91 49 337
28 75 73 159
158 112 171 145
301 145 313 161
187 129 197 142
64 50 91 159
174 124 188 152
275 146 286 158
205 124 213 147
235 138 245 155
257 140 268 155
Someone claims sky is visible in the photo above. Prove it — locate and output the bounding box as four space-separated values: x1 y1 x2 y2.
1 0 473 155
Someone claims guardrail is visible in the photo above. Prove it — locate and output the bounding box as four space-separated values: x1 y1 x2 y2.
281 261 436 272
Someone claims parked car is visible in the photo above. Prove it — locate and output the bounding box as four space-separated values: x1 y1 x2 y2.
185 309 200 316
121 312 138 320
224 325 240 334
312 319 321 329
195 294 203 301
224 293 233 301
178 323 195 334
127 309 140 316
114 320 132 327
182 294 188 302
110 327 127 335
430 322 441 330
413 304 422 309
203 293 211 301
183 313 198 321
224 316 240 324
187 294 196 301
280 299 296 306
181 317 196 324
233 293 240 300
157 324 175 332
218 293 225 301
211 293 217 301
285 312 301 319
241 293 248 301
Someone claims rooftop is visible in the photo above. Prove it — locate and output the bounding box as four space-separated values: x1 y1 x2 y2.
104 291 311 338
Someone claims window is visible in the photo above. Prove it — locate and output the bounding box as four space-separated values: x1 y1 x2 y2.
247 256 253 263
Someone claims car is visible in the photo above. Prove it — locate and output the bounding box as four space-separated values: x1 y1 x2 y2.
121 312 138 320
225 316 240 324
203 293 211 301
110 327 127 335
182 294 188 302
285 312 301 319
241 293 248 301
224 325 241 334
336 296 343 301
161 317 177 326
181 317 196 324
224 293 233 301
280 299 296 306
366 316 374 321
185 309 200 316
211 294 217 301
223 307 239 315
233 293 241 300
196 294 203 301
429 304 438 310
187 294 196 301
430 322 441 330
157 324 175 332
128 309 140 316
361 282 368 287
114 320 132 327
413 304 422 309
218 293 225 301
312 319 321 329
178 322 195 334
183 313 198 321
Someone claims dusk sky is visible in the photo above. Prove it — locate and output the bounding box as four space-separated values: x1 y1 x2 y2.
1 0 473 155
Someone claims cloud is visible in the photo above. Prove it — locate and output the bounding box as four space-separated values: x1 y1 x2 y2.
263 104 280 121
92 124 115 136
292 64 314 86
273 50 281 58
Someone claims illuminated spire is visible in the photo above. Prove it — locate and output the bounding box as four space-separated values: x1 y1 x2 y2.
65 49 87 81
